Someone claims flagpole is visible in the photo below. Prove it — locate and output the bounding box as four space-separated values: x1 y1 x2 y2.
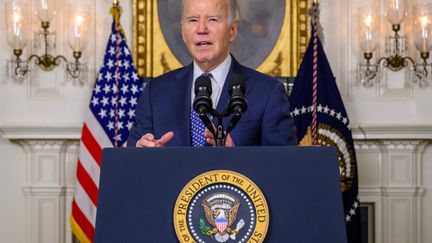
311 0 320 145
110 0 123 148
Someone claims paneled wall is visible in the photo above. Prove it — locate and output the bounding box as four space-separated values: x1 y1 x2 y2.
353 127 432 243
1 1 431 243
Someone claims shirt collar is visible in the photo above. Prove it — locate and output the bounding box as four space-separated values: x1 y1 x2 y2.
193 55 232 88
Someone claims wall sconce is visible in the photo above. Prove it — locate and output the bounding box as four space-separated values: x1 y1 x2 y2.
357 0 432 87
5 0 90 83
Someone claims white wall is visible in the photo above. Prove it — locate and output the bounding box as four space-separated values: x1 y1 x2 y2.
0 0 130 242
0 0 431 243
0 139 26 243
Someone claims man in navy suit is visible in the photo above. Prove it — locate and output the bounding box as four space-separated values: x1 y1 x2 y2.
127 0 297 147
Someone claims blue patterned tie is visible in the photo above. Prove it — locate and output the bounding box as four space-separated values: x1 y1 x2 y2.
191 107 206 147
191 73 211 147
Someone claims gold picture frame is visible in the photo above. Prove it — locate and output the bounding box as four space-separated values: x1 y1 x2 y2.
132 0 310 78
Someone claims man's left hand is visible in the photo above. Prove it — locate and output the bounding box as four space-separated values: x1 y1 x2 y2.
204 128 235 147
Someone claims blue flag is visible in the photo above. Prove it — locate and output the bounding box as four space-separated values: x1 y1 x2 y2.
289 37 361 242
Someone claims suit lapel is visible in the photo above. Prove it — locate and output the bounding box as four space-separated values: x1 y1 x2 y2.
169 64 193 146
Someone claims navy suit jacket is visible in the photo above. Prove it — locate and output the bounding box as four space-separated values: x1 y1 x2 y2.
127 57 297 146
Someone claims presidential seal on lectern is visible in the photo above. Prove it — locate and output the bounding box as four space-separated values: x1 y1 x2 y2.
174 170 269 243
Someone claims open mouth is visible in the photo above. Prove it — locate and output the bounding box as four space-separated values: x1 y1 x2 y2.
196 41 212 47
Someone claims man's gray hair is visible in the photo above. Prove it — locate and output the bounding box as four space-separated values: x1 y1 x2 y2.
181 0 239 24
227 0 240 23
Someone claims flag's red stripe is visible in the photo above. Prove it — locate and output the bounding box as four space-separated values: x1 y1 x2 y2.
82 123 103 166
77 161 99 206
72 200 95 242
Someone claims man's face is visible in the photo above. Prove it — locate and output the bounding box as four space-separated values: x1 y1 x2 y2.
181 0 238 72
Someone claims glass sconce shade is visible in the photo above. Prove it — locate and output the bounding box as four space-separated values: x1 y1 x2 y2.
5 0 28 50
67 5 90 52
384 0 407 25
34 0 56 22
413 3 432 53
358 1 432 87
358 6 379 53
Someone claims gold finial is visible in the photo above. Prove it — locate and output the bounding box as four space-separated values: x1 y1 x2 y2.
110 1 126 38
313 0 320 4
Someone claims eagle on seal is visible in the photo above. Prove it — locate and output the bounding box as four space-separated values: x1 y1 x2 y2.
202 199 241 238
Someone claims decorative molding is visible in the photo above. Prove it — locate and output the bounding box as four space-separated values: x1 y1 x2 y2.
0 125 82 140
379 70 413 99
383 187 425 197
359 187 386 195
27 141 65 150
23 186 73 196
29 75 65 99
66 142 80 150
383 141 420 150
359 187 425 197
388 153 412 186
351 125 432 140
354 141 381 149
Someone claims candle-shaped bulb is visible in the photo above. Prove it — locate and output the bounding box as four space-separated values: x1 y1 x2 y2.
5 0 28 50
414 3 432 53
72 15 84 51
75 15 84 35
68 5 90 53
420 16 429 29
364 15 373 27
358 6 379 53
13 13 21 23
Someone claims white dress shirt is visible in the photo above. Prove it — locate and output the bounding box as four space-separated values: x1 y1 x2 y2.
191 55 232 109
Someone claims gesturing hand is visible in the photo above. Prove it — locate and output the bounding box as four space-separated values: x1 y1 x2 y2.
204 128 235 147
136 132 174 147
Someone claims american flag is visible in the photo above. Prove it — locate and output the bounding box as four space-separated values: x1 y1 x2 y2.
70 8 143 242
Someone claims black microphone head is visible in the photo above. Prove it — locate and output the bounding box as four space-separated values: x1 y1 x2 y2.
194 75 212 96
228 74 246 95
228 74 247 114
193 75 213 114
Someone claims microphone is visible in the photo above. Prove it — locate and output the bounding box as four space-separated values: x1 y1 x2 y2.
193 75 213 114
228 74 247 114
226 74 247 134
193 75 216 135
